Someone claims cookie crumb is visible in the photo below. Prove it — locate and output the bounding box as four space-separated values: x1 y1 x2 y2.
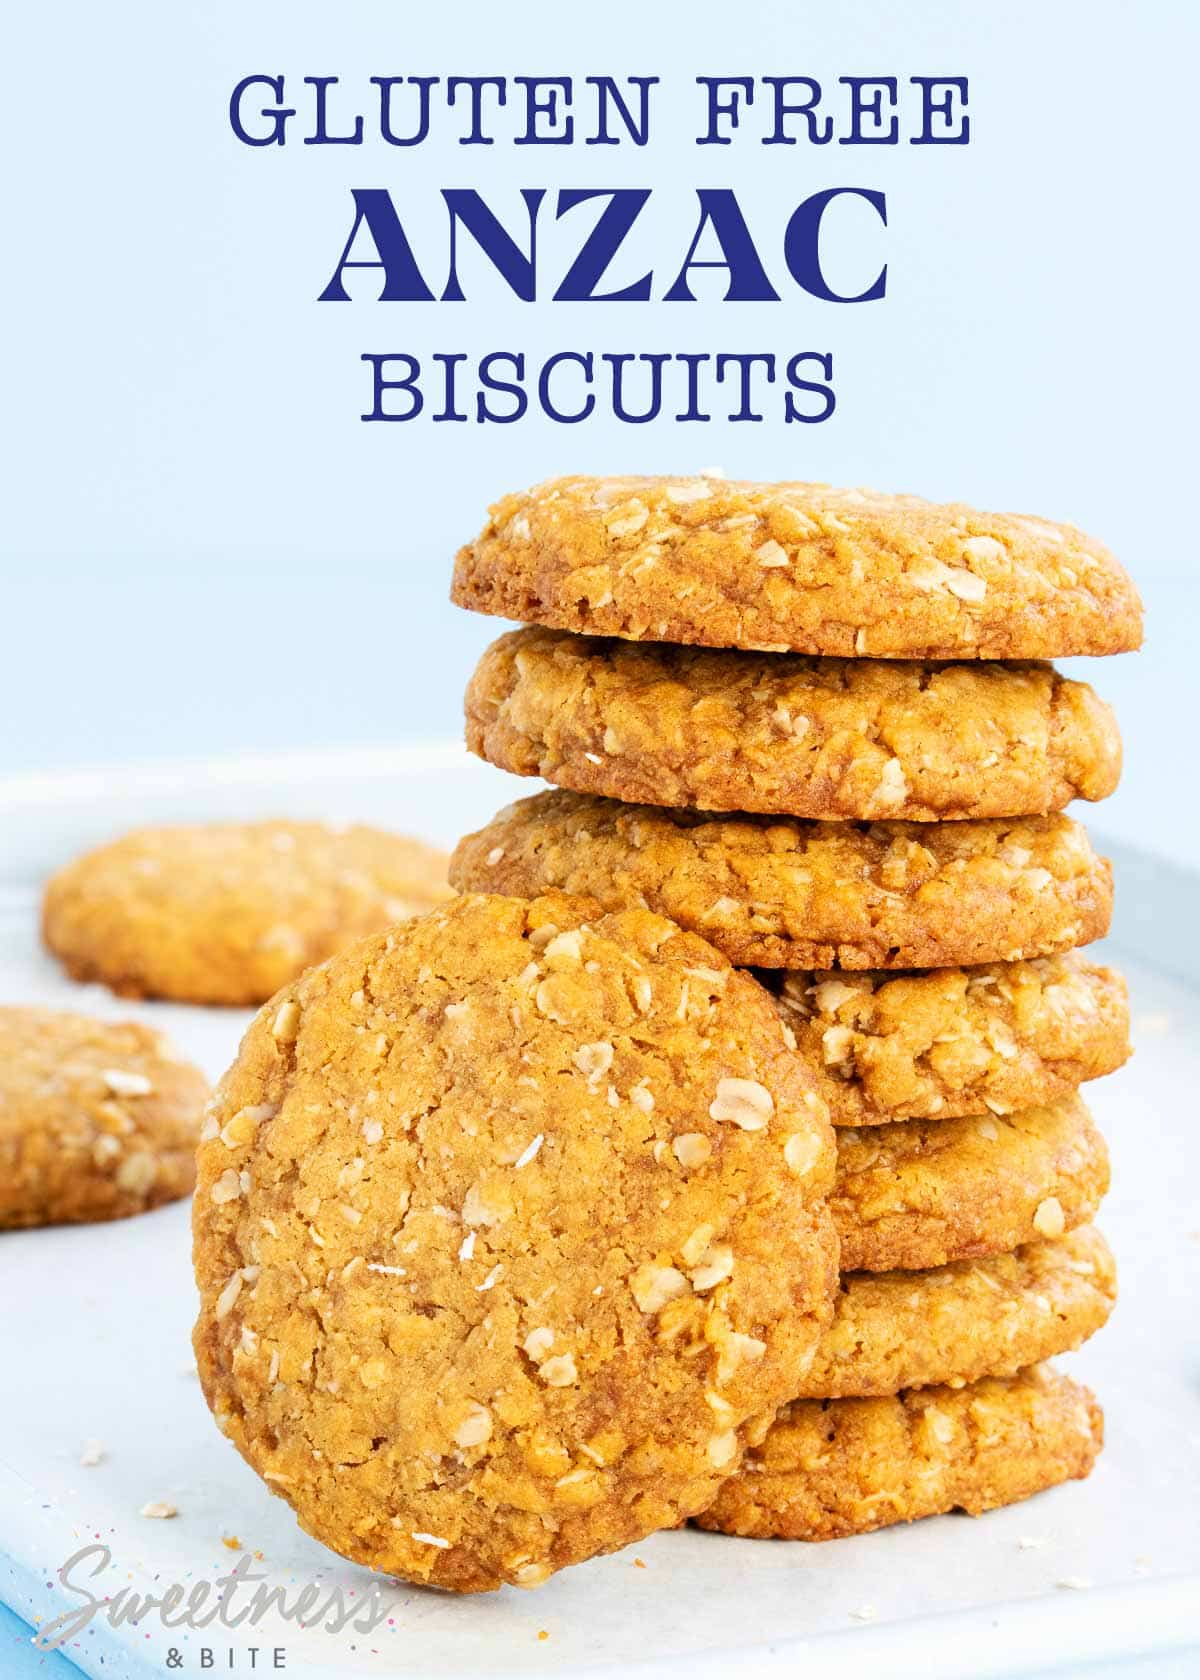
1055 1575 1092 1591
1033 1196 1066 1238
513 1133 545 1169
140 1500 178 1519
79 1440 105 1468
101 1068 154 1098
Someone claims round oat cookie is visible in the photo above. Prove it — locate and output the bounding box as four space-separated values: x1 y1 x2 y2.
773 954 1129 1126
833 1096 1109 1273
450 792 1114 971
43 821 452 1006
451 474 1142 660
800 1226 1115 1400
192 892 839 1593
465 629 1122 821
694 1363 1103 1541
0 1006 207 1228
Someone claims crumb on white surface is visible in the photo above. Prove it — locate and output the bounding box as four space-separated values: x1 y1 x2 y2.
850 1605 878 1622
140 1500 178 1519
79 1440 105 1468
1055 1575 1092 1591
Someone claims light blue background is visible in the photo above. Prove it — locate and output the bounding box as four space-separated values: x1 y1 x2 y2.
2 0 1196 865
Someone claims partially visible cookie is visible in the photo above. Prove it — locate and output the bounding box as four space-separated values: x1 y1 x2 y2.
452 475 1143 660
0 1007 206 1228
450 793 1114 971
465 629 1121 821
833 1096 1109 1272
695 1364 1103 1540
774 955 1129 1125
193 892 839 1594
43 821 453 1005
801 1226 1114 1399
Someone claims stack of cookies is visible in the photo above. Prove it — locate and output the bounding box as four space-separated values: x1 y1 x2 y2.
449 472 1142 1541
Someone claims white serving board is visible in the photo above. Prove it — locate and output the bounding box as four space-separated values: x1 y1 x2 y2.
1 746 1198 1680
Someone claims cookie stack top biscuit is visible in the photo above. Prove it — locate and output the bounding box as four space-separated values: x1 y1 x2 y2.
452 475 1143 660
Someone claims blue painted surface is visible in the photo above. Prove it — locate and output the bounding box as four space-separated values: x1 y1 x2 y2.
0 1601 83 1679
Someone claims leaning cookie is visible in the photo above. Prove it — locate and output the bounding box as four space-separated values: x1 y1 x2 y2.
43 821 452 1006
0 1007 207 1228
450 792 1113 971
833 1096 1109 1273
465 629 1121 821
800 1227 1114 1400
694 1364 1103 1541
772 955 1129 1126
193 892 838 1593
452 475 1143 660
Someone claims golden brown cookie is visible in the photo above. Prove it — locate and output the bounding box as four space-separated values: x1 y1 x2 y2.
450 793 1114 971
465 629 1121 821
43 821 452 1006
452 475 1142 659
801 1227 1114 1400
773 955 1129 1126
695 1364 1103 1540
0 1006 207 1228
833 1096 1108 1272
193 892 839 1594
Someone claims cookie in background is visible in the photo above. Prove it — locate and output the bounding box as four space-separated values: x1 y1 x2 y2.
42 820 452 1006
0 1006 208 1229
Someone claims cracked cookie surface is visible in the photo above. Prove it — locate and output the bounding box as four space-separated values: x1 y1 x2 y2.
832 1096 1108 1272
0 1006 207 1228
43 821 452 1006
452 475 1142 659
192 892 838 1593
450 792 1113 971
773 955 1129 1125
465 629 1121 821
695 1363 1103 1540
800 1226 1114 1399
